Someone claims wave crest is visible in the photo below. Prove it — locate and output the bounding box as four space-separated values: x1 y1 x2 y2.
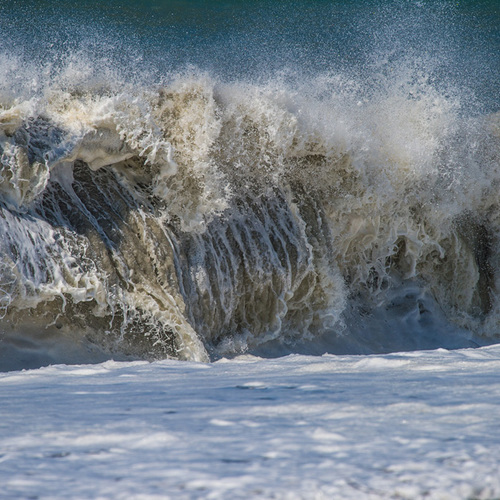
0 68 500 364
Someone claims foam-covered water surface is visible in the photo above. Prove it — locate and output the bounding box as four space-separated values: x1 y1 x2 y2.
2 346 500 499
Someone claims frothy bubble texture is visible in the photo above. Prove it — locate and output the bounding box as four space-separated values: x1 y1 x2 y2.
0 0 499 368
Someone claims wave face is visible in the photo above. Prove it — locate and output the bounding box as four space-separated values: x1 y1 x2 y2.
0 1 499 369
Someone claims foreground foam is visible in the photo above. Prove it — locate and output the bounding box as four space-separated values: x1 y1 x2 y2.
2 346 500 499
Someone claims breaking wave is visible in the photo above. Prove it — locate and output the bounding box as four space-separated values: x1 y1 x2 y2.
0 43 499 368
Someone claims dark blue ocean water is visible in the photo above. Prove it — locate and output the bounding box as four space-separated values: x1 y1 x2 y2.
3 0 499 112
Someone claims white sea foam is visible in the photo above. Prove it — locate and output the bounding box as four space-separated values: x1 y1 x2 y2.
2 346 500 499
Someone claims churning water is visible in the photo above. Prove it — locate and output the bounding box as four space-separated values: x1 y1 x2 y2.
0 0 499 369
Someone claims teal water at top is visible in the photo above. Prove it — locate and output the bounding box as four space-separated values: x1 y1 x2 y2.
3 1 499 112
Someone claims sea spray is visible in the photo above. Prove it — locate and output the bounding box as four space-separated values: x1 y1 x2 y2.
0 54 499 365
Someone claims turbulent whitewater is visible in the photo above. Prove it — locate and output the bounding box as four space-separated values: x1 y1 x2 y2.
1 52 500 368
